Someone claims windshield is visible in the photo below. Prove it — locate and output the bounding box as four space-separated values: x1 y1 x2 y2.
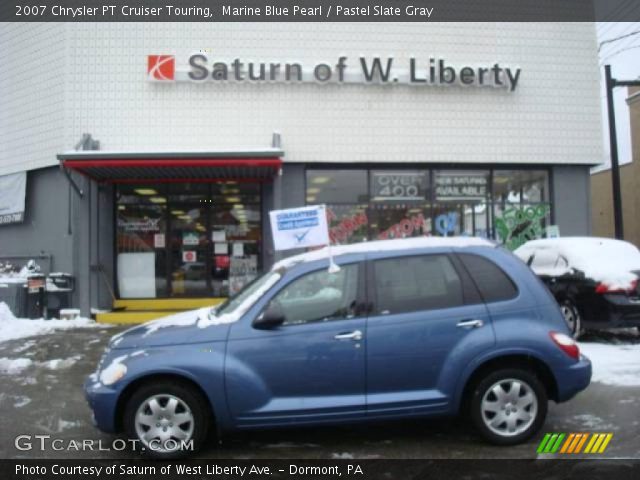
212 270 283 317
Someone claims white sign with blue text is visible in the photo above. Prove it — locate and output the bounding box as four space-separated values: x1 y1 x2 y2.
269 205 330 251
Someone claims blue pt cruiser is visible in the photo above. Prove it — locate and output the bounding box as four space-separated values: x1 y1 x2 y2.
85 237 591 458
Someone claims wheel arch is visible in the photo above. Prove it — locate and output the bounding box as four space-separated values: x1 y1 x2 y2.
114 372 216 433
457 353 559 415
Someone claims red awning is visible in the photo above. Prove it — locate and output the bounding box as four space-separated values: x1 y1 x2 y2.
58 151 282 183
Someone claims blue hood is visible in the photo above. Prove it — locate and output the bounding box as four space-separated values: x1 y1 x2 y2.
109 307 231 349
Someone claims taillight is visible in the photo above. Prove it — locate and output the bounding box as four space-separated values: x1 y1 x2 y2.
596 278 638 294
549 331 580 360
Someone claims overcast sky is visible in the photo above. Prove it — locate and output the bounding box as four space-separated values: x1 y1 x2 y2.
595 22 640 172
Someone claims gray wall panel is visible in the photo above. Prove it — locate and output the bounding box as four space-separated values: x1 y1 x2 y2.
0 167 74 274
552 165 592 236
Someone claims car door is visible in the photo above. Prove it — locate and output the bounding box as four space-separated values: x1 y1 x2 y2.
365 250 494 417
225 259 367 427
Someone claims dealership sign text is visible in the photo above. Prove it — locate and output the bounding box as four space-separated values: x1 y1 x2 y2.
148 54 521 91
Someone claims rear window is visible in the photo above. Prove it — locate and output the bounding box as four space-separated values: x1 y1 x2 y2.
373 254 465 315
458 253 518 303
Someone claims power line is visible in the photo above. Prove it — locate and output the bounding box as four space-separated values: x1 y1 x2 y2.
599 29 640 51
599 42 640 64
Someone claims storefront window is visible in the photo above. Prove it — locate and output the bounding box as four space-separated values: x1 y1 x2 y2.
492 170 551 249
306 167 551 247
306 170 368 204
369 203 432 240
327 205 369 244
370 170 429 202
492 170 549 204
493 203 551 250
116 183 261 299
433 170 490 237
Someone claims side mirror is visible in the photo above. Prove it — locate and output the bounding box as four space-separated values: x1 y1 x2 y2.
253 302 285 330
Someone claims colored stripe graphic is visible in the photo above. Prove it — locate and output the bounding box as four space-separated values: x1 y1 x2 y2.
574 433 589 453
585 433 613 453
537 433 566 453
544 433 558 453
539 433 613 455
537 433 552 453
560 433 575 453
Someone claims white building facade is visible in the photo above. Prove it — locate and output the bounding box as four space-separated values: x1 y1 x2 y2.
0 22 603 317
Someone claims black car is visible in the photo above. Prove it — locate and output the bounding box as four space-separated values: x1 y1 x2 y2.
515 237 640 337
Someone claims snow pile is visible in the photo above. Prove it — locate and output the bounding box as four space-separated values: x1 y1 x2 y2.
0 357 33 374
42 356 82 370
515 237 640 290
0 302 106 343
580 342 640 387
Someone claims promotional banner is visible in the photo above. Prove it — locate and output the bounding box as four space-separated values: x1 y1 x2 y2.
269 205 330 251
0 172 26 225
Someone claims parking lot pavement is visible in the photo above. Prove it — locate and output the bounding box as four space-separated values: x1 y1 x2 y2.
0 326 638 460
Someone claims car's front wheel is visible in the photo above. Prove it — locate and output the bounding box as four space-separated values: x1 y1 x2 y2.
559 299 582 338
123 380 211 459
470 369 547 445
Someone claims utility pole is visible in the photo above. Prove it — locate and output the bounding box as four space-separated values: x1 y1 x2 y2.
604 65 640 240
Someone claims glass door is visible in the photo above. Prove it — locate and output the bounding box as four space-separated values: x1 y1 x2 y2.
168 204 209 297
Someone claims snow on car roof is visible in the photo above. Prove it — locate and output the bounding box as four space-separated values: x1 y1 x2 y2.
272 236 495 271
514 237 640 289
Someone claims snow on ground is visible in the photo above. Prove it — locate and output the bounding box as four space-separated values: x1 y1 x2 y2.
0 357 33 374
579 341 640 387
0 302 107 343
41 356 82 370
13 395 31 408
0 355 83 375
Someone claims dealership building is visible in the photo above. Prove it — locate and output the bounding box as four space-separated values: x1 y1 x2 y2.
0 23 603 322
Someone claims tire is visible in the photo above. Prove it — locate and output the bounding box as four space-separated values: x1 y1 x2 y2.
123 380 211 459
470 369 547 445
559 299 582 339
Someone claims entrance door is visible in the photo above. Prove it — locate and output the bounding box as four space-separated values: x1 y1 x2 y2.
168 204 209 297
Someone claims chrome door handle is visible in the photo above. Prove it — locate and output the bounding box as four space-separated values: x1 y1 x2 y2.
334 330 363 341
456 319 484 329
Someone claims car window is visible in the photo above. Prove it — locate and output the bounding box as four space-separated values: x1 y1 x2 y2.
457 253 518 303
270 263 360 326
373 255 464 315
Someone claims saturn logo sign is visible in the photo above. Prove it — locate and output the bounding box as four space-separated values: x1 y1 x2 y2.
147 55 175 81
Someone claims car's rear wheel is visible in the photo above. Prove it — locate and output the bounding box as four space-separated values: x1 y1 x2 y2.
470 369 547 445
123 380 211 459
559 299 582 338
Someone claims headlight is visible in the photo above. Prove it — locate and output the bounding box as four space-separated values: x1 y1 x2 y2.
99 361 127 386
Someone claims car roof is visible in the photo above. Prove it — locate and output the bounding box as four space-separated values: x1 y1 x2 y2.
271 236 496 271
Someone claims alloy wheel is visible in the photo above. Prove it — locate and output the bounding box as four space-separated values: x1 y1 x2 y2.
134 394 195 452
480 378 538 437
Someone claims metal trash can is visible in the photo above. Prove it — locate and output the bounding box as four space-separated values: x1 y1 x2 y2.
25 274 46 319
46 273 75 319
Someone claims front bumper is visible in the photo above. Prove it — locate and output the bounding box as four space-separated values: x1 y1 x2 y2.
555 354 592 403
83 374 120 433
